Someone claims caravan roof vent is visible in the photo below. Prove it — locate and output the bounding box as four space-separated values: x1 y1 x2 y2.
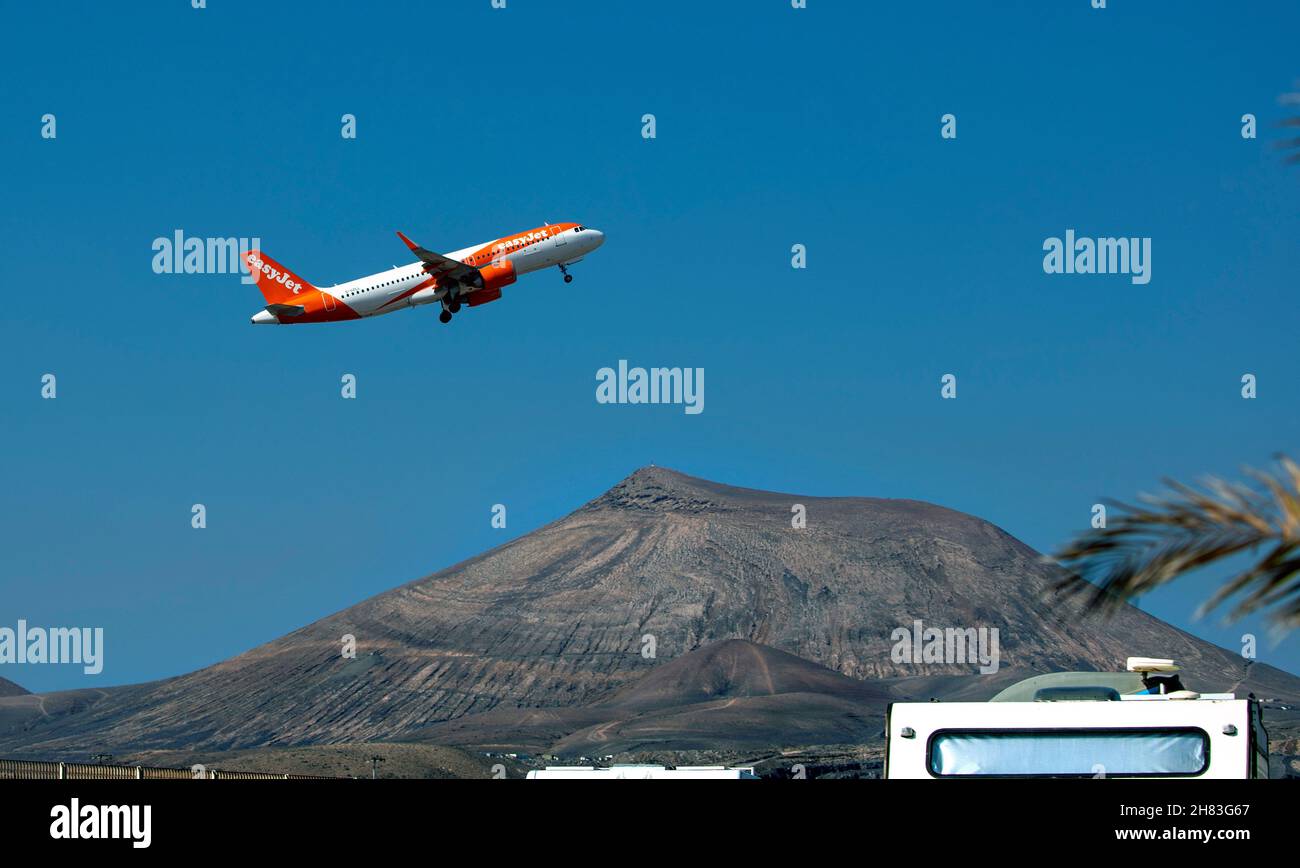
1126 657 1179 673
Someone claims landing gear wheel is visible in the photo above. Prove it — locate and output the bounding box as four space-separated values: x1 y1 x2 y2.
563 273 573 284
439 310 452 324
449 300 462 314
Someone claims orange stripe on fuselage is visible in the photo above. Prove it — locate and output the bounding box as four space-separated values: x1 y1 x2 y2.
458 222 577 268
375 274 438 311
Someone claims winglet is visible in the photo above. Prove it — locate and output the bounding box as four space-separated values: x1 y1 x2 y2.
396 230 437 263
394 231 478 281
396 230 451 269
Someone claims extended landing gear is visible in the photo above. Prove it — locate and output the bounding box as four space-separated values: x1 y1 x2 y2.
439 288 461 324
559 263 573 284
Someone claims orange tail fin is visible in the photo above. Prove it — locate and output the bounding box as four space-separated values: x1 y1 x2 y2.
244 250 316 304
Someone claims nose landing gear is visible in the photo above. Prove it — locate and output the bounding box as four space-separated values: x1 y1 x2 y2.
559 263 573 284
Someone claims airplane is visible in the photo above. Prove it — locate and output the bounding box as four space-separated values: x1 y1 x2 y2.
246 222 604 325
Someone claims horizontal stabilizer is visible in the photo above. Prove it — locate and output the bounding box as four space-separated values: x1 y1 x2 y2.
265 303 305 317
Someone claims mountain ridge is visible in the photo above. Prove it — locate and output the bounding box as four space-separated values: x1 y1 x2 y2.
1 466 1295 758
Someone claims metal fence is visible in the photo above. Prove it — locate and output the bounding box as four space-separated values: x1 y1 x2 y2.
0 758 336 780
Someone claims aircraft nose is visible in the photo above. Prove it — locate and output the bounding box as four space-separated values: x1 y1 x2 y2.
589 229 605 248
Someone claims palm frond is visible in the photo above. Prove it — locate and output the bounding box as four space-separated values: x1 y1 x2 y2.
1053 458 1300 631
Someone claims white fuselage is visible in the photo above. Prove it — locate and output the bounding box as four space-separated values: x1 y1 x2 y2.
329 225 603 318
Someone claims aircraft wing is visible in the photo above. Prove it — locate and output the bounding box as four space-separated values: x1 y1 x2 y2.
396 231 480 284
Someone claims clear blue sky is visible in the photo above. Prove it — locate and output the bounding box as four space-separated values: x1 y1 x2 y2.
3 0 1298 692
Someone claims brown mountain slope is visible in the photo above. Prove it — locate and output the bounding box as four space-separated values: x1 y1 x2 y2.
595 636 888 713
412 638 892 753
0 677 27 698
545 638 892 755
2 466 1297 758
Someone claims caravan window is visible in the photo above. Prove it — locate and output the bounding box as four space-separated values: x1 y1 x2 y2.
928 728 1209 778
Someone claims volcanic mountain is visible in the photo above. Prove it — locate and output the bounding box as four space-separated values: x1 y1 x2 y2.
1 466 1297 758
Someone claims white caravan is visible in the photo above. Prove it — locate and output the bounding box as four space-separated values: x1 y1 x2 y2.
885 658 1270 779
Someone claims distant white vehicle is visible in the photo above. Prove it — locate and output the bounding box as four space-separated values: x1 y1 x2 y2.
526 764 757 780
885 657 1270 779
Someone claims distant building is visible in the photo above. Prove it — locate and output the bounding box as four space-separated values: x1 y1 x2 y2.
526 764 757 780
